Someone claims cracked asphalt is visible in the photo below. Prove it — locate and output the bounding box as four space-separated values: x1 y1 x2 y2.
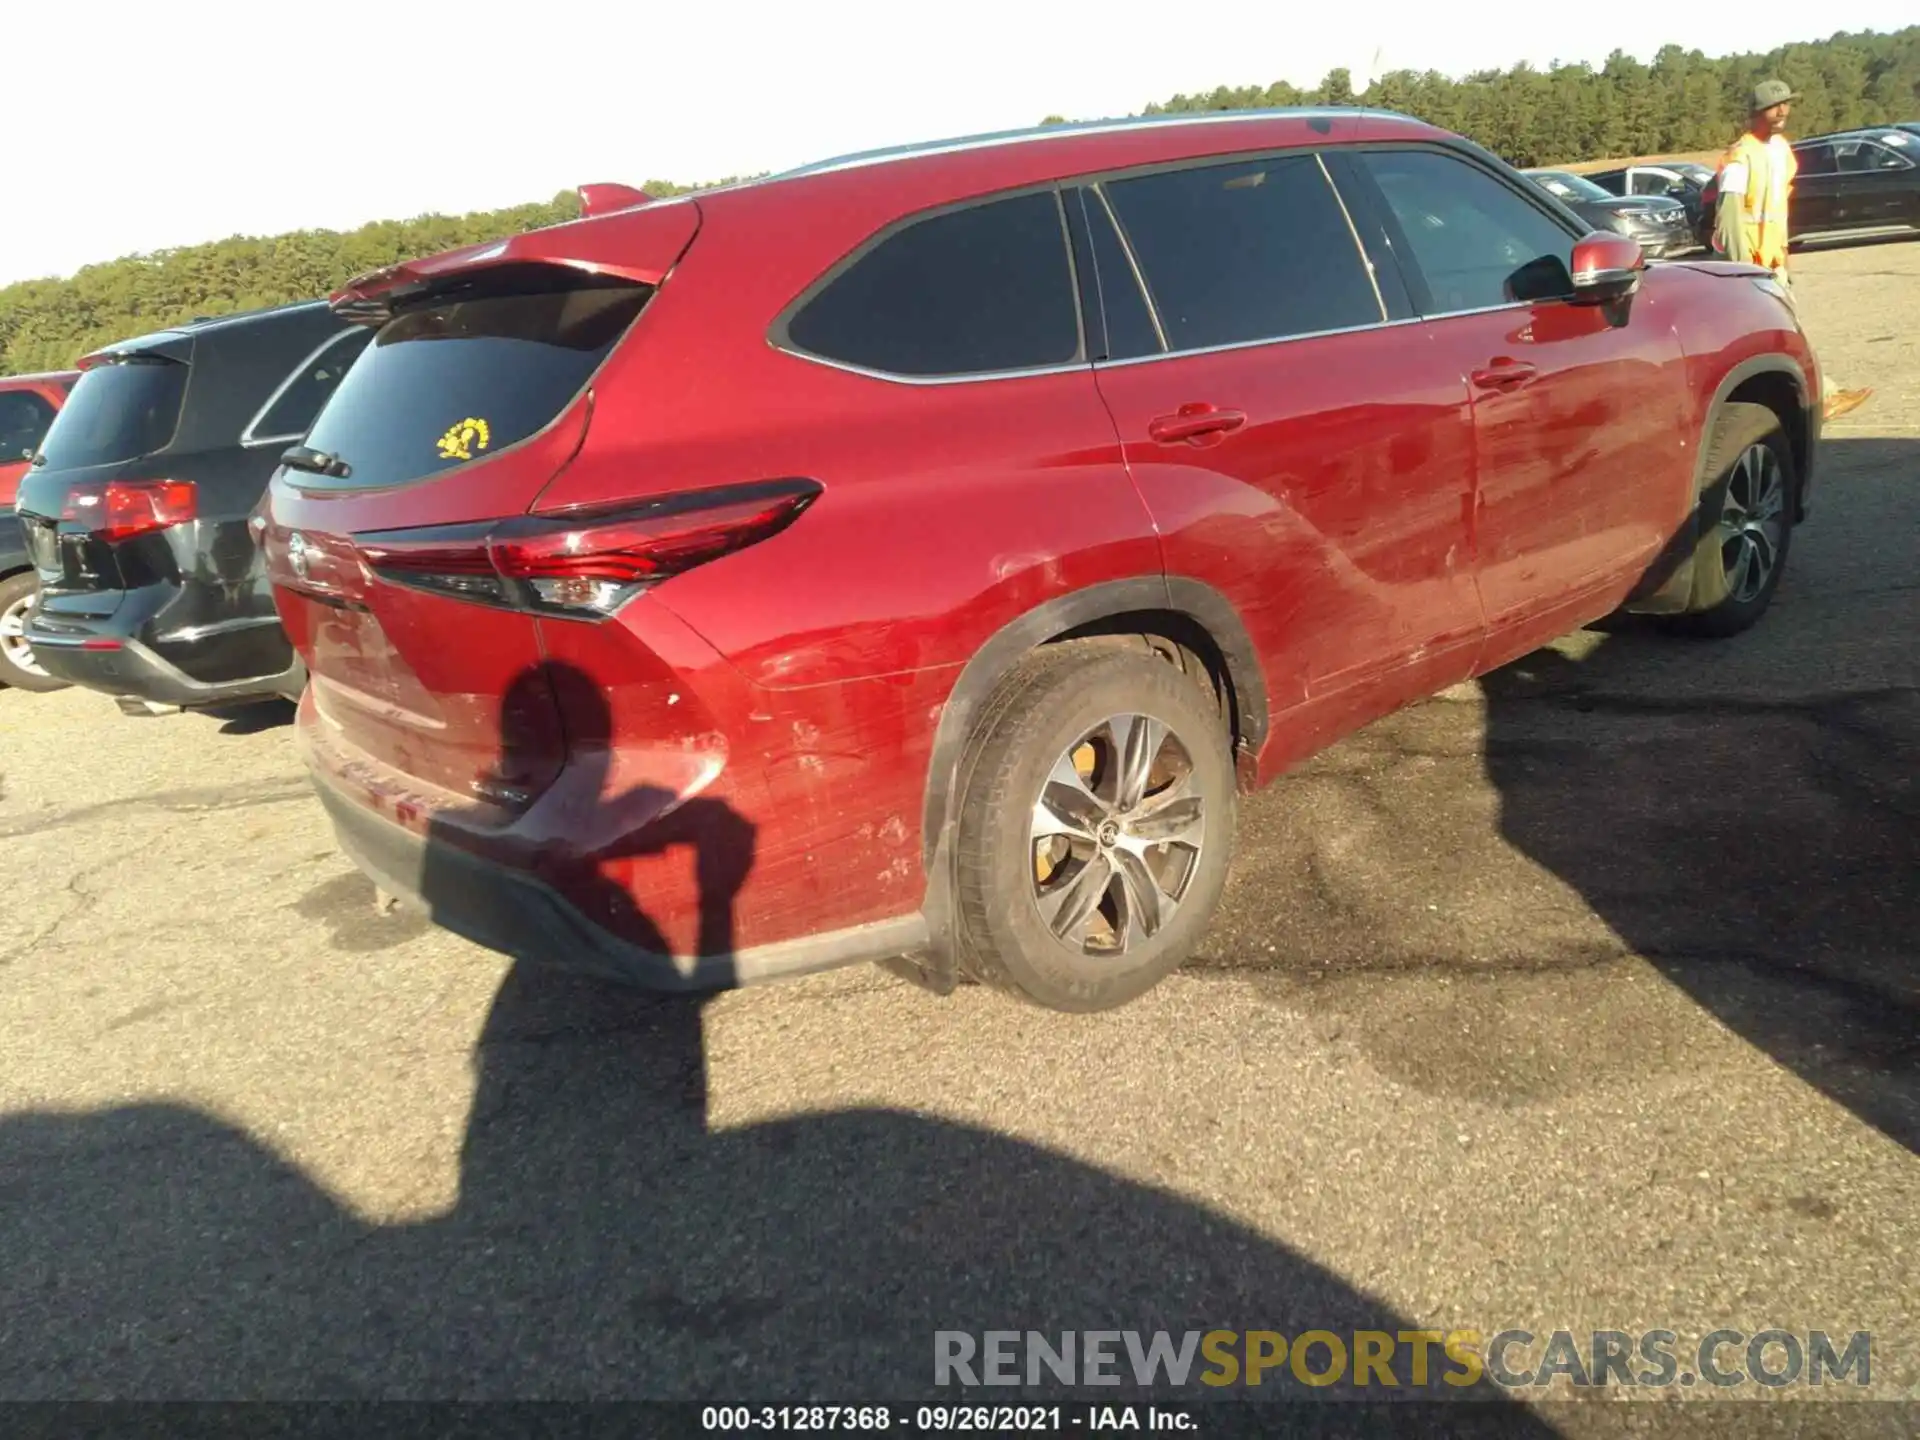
1 241 1915 1424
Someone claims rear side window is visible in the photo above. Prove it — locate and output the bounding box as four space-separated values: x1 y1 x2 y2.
245 327 377 445
0 389 56 464
783 190 1081 377
1099 153 1384 352
34 358 188 470
297 266 651 490
1795 144 1836 176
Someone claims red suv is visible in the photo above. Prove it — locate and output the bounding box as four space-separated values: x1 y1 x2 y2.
260 109 1820 1012
1 369 81 691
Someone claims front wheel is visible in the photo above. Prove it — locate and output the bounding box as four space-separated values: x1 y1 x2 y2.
1666 402 1797 639
951 641 1237 1013
0 571 69 693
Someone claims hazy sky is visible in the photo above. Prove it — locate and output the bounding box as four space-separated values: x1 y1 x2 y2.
6 0 1911 285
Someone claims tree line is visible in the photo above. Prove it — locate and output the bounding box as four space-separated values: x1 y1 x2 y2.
1138 26 1918 168
3 26 1915 376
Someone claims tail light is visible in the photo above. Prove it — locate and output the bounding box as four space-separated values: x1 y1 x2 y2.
61 479 197 542
353 478 821 619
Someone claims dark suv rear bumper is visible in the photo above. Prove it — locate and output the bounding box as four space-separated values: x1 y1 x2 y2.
28 620 305 706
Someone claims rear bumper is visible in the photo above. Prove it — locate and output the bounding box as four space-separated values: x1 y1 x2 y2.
25 570 301 707
27 622 305 706
313 770 924 991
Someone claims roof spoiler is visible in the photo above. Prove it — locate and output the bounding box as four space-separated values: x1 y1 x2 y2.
577 182 654 217
328 192 702 325
75 331 194 370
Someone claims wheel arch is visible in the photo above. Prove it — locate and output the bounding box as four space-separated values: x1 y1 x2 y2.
918 576 1266 872
1712 356 1815 522
1627 353 1815 615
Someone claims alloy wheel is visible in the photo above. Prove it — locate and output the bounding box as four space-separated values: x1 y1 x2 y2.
1717 441 1787 604
0 589 50 679
1028 712 1207 955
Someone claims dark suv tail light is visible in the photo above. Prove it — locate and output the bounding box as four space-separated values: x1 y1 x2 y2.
354 479 821 618
61 479 197 542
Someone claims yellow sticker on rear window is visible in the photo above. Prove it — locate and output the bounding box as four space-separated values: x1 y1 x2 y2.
437 417 492 462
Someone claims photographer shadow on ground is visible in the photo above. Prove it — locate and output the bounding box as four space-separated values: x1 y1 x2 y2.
1479 434 1919 1155
0 656 1558 1427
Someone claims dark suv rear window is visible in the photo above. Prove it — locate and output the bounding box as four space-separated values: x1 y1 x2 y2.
34 358 188 470
782 189 1081 378
295 265 653 490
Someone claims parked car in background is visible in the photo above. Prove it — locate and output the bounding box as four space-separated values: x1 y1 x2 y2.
1788 128 1920 236
1584 160 1716 248
1698 128 1920 249
15 301 370 714
1522 168 1697 256
0 369 80 691
261 107 1822 1015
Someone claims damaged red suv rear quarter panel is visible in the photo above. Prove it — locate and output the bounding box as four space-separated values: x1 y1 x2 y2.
534 155 1179 945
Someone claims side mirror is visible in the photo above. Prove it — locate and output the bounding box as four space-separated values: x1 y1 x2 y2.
1569 232 1645 305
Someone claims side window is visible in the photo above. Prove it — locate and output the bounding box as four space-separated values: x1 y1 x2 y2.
1098 153 1383 352
0 390 55 464
1070 187 1164 361
245 327 377 443
1796 144 1837 176
784 190 1081 378
1356 149 1578 314
1840 140 1912 173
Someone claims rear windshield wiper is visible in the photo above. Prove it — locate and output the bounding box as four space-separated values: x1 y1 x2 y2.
280 444 352 479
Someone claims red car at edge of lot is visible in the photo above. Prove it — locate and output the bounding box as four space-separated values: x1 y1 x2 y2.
258 107 1822 1013
1 369 81 691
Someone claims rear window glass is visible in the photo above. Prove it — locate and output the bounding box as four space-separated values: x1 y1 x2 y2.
296 266 652 490
34 358 188 470
784 189 1081 377
246 326 376 444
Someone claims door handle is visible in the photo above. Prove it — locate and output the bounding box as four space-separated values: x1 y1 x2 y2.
1471 359 1537 391
1148 403 1248 445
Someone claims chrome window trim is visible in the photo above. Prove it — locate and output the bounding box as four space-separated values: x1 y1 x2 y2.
767 346 1093 387
239 327 372 450
1093 313 1426 372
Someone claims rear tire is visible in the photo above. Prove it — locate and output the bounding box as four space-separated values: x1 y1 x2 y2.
951 641 1237 1013
0 571 68 693
1666 402 1797 639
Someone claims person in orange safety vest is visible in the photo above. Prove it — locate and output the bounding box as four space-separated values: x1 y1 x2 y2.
1715 79 1873 423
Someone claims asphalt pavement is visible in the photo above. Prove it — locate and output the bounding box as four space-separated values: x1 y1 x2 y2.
1 240 1915 1425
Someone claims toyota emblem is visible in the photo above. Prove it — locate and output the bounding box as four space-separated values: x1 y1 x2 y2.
287 531 312 581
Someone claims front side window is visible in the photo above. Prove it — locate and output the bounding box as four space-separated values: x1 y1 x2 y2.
34 358 189 470
246 327 377 444
1834 139 1912 173
0 390 55 465
1358 149 1578 314
784 190 1081 378
297 264 652 491
1098 153 1383 353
